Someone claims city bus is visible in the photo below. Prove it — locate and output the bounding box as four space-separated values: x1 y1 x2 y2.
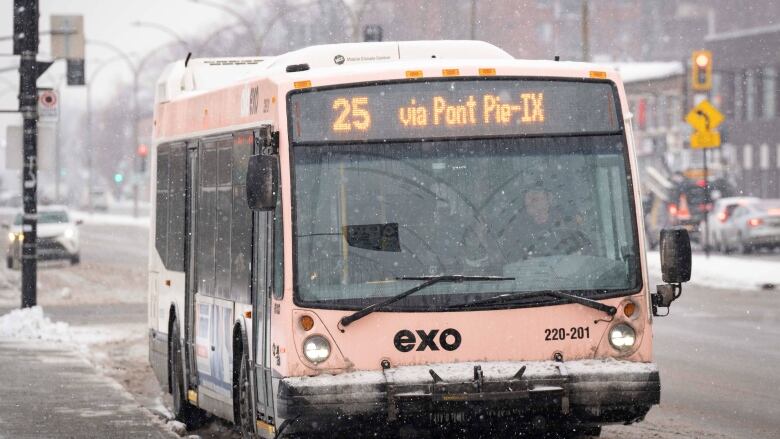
148 40 691 438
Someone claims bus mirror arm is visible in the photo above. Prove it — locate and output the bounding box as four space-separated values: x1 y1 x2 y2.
246 154 279 211
652 283 681 317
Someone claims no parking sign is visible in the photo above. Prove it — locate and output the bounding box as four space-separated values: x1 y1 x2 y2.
38 89 59 122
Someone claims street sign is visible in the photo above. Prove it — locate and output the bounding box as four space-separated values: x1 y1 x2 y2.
37 89 59 122
5 125 55 171
51 15 85 59
67 59 86 86
686 99 725 149
690 131 722 149
685 100 724 132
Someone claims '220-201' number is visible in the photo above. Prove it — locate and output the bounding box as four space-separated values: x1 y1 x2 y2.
544 327 590 341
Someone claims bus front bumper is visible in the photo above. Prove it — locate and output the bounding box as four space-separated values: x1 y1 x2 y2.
276 359 660 432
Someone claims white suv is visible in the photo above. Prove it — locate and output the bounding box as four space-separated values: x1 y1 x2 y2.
4 206 82 269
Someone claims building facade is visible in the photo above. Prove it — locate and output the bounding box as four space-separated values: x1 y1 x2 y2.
707 25 780 198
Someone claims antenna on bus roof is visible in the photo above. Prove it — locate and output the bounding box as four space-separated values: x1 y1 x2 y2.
184 52 192 67
554 55 560 62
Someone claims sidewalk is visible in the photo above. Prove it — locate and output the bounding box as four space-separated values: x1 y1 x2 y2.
0 339 175 439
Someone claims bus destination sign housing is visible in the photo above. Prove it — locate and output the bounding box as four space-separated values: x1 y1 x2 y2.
289 79 620 144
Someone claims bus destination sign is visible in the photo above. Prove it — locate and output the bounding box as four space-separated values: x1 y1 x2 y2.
289 79 619 143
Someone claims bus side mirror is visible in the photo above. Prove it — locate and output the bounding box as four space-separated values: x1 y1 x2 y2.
660 228 691 284
246 154 278 211
653 228 691 317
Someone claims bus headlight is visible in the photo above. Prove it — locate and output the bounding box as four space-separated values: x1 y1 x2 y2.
303 335 331 364
609 323 636 350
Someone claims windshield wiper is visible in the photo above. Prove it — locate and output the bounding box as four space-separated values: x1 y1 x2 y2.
338 275 515 329
450 290 617 316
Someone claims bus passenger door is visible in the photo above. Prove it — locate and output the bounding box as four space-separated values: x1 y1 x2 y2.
184 142 199 386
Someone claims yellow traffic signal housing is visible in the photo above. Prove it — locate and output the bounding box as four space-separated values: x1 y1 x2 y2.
691 50 712 91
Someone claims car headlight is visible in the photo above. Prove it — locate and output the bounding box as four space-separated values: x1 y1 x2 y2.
64 228 74 239
303 335 331 364
8 232 15 242
609 323 636 350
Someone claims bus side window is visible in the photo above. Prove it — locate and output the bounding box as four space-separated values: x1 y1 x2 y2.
215 140 233 299
273 193 284 299
196 141 218 297
167 145 186 272
155 144 170 265
231 134 253 304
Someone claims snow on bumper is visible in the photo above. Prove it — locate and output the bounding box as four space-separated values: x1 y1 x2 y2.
277 359 660 428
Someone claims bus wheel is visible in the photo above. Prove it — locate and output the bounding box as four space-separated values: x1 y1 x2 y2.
169 322 205 428
235 346 255 439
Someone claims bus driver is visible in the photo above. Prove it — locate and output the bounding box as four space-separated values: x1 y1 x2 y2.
516 185 592 259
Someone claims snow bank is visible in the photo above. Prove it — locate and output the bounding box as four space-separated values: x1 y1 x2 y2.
646 251 780 291
70 211 150 228
0 306 71 342
609 61 684 84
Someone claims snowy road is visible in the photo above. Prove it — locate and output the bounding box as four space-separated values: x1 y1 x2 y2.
1 223 779 438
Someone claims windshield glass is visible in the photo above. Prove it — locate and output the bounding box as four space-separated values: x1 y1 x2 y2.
293 135 640 309
13 211 69 225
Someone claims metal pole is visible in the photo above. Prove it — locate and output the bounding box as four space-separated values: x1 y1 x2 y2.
54 96 61 202
132 73 139 218
86 78 93 213
19 0 39 308
703 147 710 257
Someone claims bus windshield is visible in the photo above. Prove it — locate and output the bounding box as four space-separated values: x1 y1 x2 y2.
292 135 640 310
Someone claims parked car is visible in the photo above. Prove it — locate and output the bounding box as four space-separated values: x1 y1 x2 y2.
721 199 780 254
3 206 82 269
700 196 759 251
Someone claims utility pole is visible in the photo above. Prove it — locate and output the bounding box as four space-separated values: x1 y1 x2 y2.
581 0 590 62
15 0 40 308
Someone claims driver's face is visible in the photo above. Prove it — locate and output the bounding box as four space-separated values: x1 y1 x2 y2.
524 190 551 225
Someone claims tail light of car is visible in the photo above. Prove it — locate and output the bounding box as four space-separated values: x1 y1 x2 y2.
717 211 728 222
748 218 763 227
668 204 678 215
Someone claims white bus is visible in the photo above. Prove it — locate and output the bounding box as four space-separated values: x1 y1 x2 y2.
148 41 690 438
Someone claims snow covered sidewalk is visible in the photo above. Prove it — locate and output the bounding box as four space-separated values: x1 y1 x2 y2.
646 251 780 291
0 307 177 438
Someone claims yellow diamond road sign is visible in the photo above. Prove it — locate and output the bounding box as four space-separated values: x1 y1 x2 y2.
690 131 721 149
686 100 724 132
686 100 724 149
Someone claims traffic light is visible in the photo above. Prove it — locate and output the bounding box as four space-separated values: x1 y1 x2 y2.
137 144 148 173
114 173 124 184
691 50 712 91
13 0 39 55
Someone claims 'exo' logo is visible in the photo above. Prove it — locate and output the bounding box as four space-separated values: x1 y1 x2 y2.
393 328 462 352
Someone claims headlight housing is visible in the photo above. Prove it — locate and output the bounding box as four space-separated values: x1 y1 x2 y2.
609 323 636 350
303 335 331 364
